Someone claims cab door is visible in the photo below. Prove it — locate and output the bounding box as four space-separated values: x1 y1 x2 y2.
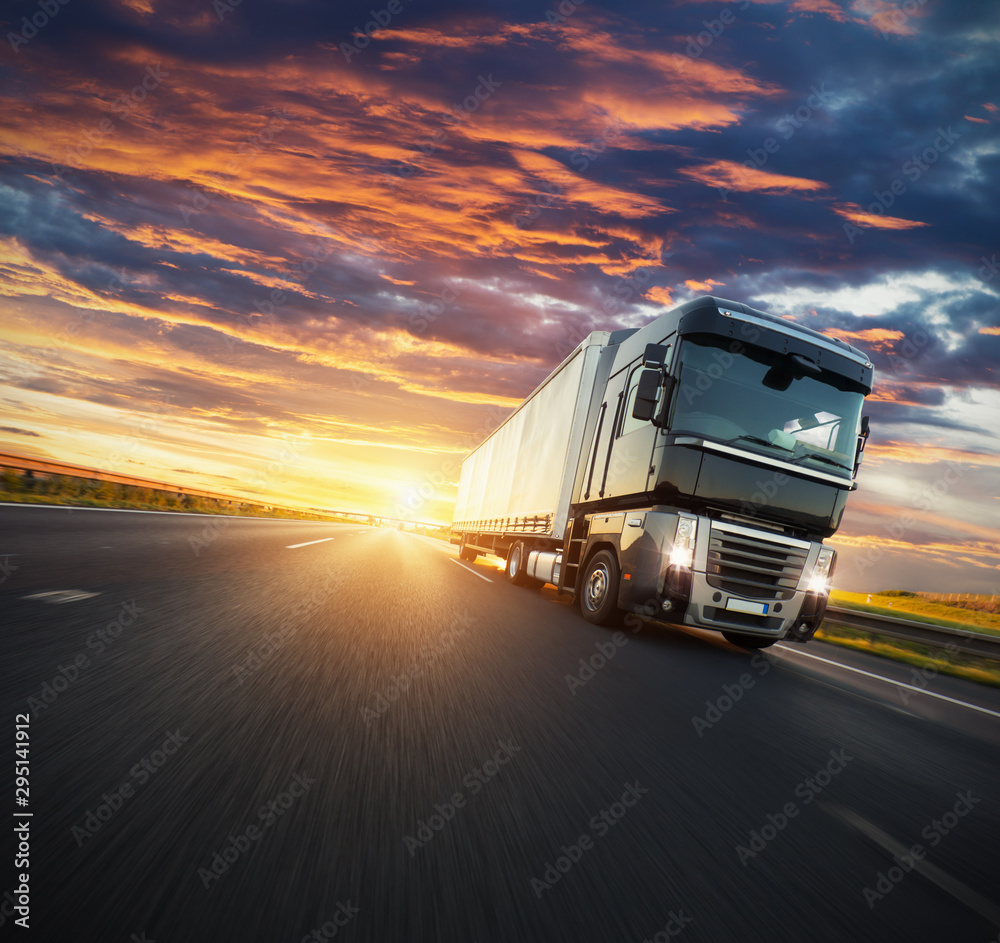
583 370 627 503
603 351 671 498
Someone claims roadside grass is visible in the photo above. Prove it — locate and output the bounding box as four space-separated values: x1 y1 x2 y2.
0 489 347 523
829 589 1000 638
815 623 1000 689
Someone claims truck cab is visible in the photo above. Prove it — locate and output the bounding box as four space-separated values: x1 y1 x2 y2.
452 295 874 649
572 297 873 645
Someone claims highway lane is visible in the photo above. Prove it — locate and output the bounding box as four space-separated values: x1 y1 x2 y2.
1 505 999 942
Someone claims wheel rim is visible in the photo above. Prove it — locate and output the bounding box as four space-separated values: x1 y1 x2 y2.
509 545 521 577
585 562 609 611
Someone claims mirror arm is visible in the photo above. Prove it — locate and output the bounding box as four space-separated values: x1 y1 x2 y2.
653 373 675 427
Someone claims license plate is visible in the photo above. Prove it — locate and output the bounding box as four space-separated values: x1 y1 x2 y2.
725 598 768 616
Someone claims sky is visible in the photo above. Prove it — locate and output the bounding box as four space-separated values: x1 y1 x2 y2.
0 0 998 592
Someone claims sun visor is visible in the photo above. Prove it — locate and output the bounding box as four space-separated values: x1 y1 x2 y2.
678 305 874 392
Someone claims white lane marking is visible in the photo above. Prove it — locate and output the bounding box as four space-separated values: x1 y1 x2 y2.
408 532 458 552
775 645 1000 720
422 535 506 579
450 559 493 583
286 537 335 549
824 803 1000 926
22 590 100 603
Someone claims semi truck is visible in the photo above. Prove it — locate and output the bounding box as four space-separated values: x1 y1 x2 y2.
450 295 874 648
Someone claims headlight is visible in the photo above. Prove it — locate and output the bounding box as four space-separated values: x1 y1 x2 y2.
806 547 836 594
669 516 697 568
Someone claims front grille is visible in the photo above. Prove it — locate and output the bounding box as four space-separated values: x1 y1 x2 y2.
707 525 808 600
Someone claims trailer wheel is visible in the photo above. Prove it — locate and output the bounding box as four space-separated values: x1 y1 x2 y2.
505 540 530 586
723 632 776 649
580 550 622 625
459 539 478 562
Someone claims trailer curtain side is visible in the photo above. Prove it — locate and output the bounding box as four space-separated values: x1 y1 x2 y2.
453 340 604 538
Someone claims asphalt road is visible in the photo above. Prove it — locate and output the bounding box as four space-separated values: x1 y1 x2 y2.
2 505 999 943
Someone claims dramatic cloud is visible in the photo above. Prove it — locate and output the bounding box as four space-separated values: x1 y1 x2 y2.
0 0 998 590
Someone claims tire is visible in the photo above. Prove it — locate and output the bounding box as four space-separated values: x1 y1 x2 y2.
459 539 478 562
723 632 776 649
579 549 622 625
505 540 530 586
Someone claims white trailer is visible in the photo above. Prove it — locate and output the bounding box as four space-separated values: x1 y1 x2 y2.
452 331 613 542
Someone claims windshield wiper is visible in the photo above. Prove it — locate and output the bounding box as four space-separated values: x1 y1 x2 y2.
726 435 851 472
789 452 851 472
725 434 793 453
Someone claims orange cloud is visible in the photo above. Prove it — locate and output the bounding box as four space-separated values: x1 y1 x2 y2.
978 326 1000 336
688 0 929 37
684 278 724 292
850 0 926 36
828 532 1000 572
686 0 813 4
863 441 1000 469
823 327 904 351
680 159 829 194
866 386 935 407
370 26 510 49
832 203 930 230
839 503 1000 549
511 149 669 219
373 20 781 137
645 287 674 307
829 499 1000 582
789 0 848 20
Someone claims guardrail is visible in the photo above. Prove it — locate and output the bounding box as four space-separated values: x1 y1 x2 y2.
0 450 245 502
0 450 364 521
0 450 452 528
821 606 1000 660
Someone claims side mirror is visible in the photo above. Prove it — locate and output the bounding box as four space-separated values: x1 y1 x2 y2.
854 415 871 479
632 369 661 422
642 343 670 368
632 372 676 427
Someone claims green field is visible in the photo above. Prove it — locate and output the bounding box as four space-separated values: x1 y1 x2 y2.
816 590 1000 688
828 590 1000 637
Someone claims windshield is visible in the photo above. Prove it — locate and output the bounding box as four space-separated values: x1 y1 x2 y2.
670 335 866 477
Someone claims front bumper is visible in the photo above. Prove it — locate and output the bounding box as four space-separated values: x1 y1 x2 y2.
674 566 828 641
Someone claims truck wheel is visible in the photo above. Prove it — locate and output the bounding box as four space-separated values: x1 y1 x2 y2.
505 540 530 585
580 549 622 625
723 632 776 649
459 541 478 562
